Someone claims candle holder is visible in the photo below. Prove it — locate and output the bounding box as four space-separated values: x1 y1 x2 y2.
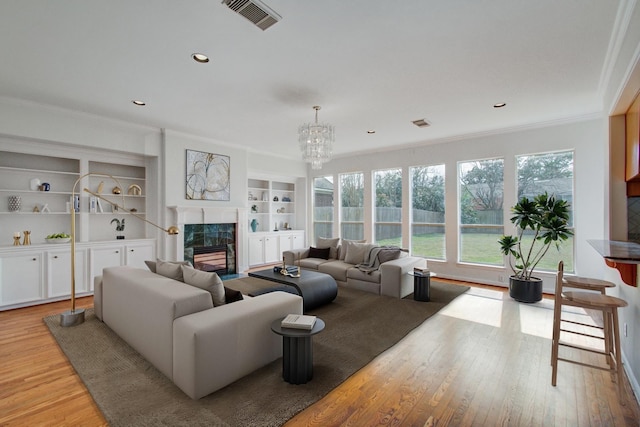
13 235 21 246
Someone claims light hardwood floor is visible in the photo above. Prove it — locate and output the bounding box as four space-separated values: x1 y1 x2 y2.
1 282 638 426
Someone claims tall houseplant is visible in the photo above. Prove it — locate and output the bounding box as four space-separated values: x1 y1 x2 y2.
498 192 573 302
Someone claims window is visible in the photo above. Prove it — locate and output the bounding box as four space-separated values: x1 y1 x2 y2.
340 172 364 240
374 168 402 247
313 176 334 240
516 150 574 272
410 164 445 259
458 158 504 265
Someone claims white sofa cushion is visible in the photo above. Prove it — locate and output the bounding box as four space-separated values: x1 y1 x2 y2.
344 242 376 264
181 265 226 306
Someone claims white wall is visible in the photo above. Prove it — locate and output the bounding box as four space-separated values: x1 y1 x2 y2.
312 117 608 291
161 130 308 260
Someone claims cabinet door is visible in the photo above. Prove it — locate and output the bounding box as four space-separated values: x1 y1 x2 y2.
278 235 292 253
264 235 280 263
0 252 43 306
248 236 265 266
125 242 155 269
90 245 124 284
290 231 305 250
48 249 88 298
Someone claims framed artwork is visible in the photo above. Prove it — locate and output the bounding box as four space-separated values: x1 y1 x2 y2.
185 149 231 200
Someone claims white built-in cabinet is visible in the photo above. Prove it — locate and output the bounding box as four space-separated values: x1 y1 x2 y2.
0 239 155 310
0 146 157 310
248 178 297 232
248 230 304 267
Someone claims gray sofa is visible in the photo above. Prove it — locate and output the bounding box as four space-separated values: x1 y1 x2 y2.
94 266 302 399
283 240 425 298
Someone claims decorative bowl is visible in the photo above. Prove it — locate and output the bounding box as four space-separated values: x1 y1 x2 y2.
46 237 71 244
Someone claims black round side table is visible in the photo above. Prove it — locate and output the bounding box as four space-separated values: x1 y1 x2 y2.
271 317 325 384
408 271 435 302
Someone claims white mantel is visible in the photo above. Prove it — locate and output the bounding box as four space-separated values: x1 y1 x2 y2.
168 206 249 272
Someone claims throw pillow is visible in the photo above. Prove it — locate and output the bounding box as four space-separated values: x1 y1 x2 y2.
224 286 244 304
145 259 191 274
156 259 193 281
181 265 226 306
308 246 331 260
344 242 377 265
316 237 340 259
338 239 367 260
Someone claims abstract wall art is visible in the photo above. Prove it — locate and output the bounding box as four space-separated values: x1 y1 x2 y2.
185 149 230 201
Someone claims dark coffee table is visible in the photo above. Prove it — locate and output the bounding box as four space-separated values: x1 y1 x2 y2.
271 317 325 384
248 268 338 311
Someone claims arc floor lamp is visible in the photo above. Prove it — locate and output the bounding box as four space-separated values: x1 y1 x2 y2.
60 173 179 327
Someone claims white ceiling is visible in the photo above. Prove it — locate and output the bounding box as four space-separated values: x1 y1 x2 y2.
0 1 627 160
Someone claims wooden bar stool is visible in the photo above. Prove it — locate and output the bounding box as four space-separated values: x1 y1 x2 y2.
551 261 628 398
562 275 615 294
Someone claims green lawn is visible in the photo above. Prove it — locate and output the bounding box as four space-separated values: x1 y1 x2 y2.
378 233 574 273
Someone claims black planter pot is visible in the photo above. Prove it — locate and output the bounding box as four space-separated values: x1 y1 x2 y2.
509 276 543 303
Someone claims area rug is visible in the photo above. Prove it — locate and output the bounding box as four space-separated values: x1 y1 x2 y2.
44 280 468 427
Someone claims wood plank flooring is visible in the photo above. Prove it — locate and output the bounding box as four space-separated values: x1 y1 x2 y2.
1 282 638 426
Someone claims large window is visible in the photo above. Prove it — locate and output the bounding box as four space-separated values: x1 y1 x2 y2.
458 158 504 265
340 172 364 240
374 168 402 247
410 164 445 259
516 150 574 272
313 176 334 240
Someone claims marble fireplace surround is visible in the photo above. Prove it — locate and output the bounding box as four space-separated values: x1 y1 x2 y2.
169 206 249 273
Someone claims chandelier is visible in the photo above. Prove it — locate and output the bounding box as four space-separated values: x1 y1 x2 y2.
298 106 334 170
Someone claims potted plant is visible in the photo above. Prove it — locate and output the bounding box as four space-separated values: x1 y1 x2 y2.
498 192 573 303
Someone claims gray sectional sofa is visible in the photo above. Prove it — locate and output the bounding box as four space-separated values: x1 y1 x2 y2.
94 264 302 399
283 238 425 298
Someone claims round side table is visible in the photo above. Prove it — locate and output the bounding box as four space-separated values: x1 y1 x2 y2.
271 317 325 384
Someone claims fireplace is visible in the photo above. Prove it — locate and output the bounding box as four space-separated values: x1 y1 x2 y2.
170 207 248 275
183 223 237 276
193 246 228 274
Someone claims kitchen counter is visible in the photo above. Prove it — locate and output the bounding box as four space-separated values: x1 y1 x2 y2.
588 239 640 286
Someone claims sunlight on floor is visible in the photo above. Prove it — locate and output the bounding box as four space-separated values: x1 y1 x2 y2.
440 289 504 327
440 288 602 343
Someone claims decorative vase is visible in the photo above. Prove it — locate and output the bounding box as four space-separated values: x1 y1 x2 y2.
509 276 543 303
8 195 21 212
250 219 258 232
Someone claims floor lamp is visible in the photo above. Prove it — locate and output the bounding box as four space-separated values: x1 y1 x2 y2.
60 173 179 327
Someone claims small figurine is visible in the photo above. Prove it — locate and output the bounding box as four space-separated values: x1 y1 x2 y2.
13 232 20 246
22 231 31 245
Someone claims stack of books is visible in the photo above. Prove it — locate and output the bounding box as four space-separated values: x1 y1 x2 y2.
281 314 317 330
413 267 430 276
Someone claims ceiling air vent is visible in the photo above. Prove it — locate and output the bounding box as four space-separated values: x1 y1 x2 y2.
222 0 281 31
412 119 431 128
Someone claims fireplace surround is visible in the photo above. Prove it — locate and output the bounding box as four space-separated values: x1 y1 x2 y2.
170 207 249 274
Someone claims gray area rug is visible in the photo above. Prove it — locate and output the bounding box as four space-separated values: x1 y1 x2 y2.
44 280 468 427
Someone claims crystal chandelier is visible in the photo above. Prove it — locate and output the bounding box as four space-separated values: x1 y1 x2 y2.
298 106 334 170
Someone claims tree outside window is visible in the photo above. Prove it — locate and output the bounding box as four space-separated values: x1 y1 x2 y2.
313 176 334 240
374 168 402 247
340 172 364 240
515 151 574 272
458 158 504 265
410 164 445 259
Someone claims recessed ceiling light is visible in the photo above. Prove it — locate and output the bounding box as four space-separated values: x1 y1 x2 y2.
132 100 146 106
192 53 209 63
493 102 507 108
367 130 376 134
